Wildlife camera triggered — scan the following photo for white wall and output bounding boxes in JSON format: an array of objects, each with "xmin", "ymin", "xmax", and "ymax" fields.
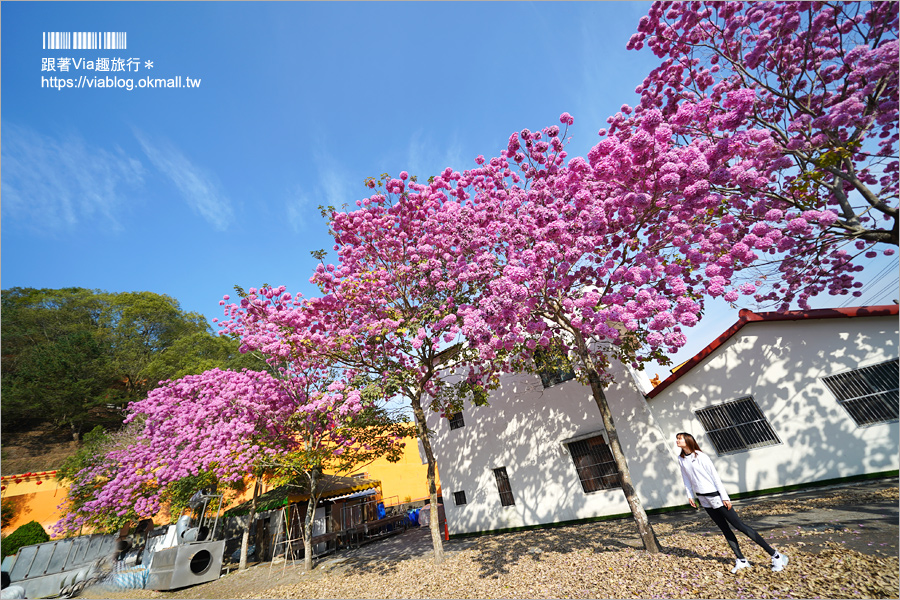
[
  {"xmin": 427, "ymin": 359, "xmax": 682, "ymax": 536},
  {"xmin": 648, "ymin": 315, "xmax": 899, "ymax": 496}
]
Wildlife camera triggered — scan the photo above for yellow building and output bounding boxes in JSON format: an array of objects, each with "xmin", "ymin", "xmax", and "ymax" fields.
[
  {"xmin": 1, "ymin": 433, "xmax": 438, "ymax": 537},
  {"xmin": 343, "ymin": 439, "xmax": 440, "ymax": 506},
  {"xmin": 230, "ymin": 435, "xmax": 440, "ymax": 508},
  {"xmin": 1, "ymin": 471, "xmax": 68, "ymax": 536}
]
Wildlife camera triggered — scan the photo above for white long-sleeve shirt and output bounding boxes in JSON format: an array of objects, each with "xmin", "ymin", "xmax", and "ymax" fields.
[{"xmin": 678, "ymin": 451, "xmax": 730, "ymax": 509}]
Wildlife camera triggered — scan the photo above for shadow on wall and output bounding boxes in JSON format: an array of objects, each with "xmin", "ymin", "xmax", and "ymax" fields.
[
  {"xmin": 430, "ymin": 315, "xmax": 898, "ymax": 542},
  {"xmin": 647, "ymin": 316, "xmax": 899, "ymax": 499},
  {"xmin": 432, "ymin": 359, "xmax": 683, "ymax": 539},
  {"xmin": 1, "ymin": 495, "xmax": 34, "ymax": 535}
]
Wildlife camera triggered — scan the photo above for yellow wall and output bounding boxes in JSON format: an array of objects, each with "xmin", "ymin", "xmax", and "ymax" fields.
[
  {"xmin": 1, "ymin": 471, "xmax": 68, "ymax": 537},
  {"xmin": 343, "ymin": 440, "xmax": 439, "ymax": 505},
  {"xmin": 230, "ymin": 439, "xmax": 440, "ymax": 508},
  {"xmin": 0, "ymin": 436, "xmax": 439, "ymax": 536}
]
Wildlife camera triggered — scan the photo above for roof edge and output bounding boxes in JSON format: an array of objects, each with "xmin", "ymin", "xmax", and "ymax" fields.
[{"xmin": 646, "ymin": 304, "xmax": 899, "ymax": 399}]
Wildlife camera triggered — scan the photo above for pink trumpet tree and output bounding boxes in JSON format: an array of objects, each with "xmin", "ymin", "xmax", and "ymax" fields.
[
  {"xmin": 270, "ymin": 105, "xmax": 783, "ymax": 553},
  {"xmin": 217, "ymin": 287, "xmax": 411, "ymax": 571},
  {"xmin": 216, "ymin": 189, "xmax": 497, "ymax": 564},
  {"xmin": 417, "ymin": 111, "xmax": 766, "ymax": 552},
  {"xmin": 54, "ymin": 368, "xmax": 298, "ymax": 541},
  {"xmin": 625, "ymin": 1, "xmax": 898, "ymax": 310},
  {"xmin": 309, "ymin": 185, "xmax": 504, "ymax": 565}
]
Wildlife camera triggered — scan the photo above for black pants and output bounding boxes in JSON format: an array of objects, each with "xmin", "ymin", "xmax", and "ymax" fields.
[{"xmin": 704, "ymin": 505, "xmax": 775, "ymax": 559}]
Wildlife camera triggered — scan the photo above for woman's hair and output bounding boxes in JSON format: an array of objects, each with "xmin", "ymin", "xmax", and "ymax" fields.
[{"xmin": 676, "ymin": 432, "xmax": 702, "ymax": 457}]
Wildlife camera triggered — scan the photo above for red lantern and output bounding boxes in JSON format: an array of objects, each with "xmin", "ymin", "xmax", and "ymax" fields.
[{"xmin": 36, "ymin": 481, "xmax": 43, "ymax": 486}]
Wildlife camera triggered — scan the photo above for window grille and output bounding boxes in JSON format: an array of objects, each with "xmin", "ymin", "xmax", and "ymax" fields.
[
  {"xmin": 453, "ymin": 491, "xmax": 467, "ymax": 506},
  {"xmin": 567, "ymin": 435, "xmax": 621, "ymax": 492},
  {"xmin": 822, "ymin": 358, "xmax": 899, "ymax": 427},
  {"xmin": 534, "ymin": 348, "xmax": 576, "ymax": 388},
  {"xmin": 492, "ymin": 467, "xmax": 515, "ymax": 506},
  {"xmin": 695, "ymin": 396, "xmax": 780, "ymax": 455},
  {"xmin": 448, "ymin": 411, "xmax": 465, "ymax": 430}
]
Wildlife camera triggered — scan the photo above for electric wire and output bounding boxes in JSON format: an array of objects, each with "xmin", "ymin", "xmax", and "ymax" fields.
[{"xmin": 839, "ymin": 256, "xmax": 900, "ymax": 307}]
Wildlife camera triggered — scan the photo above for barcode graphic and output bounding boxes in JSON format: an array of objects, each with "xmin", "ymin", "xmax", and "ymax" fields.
[{"xmin": 43, "ymin": 32, "xmax": 127, "ymax": 50}]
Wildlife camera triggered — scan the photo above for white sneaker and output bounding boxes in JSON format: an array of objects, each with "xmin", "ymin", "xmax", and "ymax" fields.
[
  {"xmin": 731, "ymin": 558, "xmax": 750, "ymax": 574},
  {"xmin": 771, "ymin": 552, "xmax": 789, "ymax": 572}
]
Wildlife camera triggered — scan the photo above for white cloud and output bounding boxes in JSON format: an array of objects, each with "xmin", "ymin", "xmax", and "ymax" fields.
[
  {"xmin": 1, "ymin": 121, "xmax": 145, "ymax": 233},
  {"xmin": 285, "ymin": 153, "xmax": 355, "ymax": 233},
  {"xmin": 286, "ymin": 184, "xmax": 311, "ymax": 233},
  {"xmin": 134, "ymin": 130, "xmax": 233, "ymax": 231},
  {"xmin": 318, "ymin": 163, "xmax": 353, "ymax": 212},
  {"xmin": 405, "ymin": 130, "xmax": 468, "ymax": 182}
]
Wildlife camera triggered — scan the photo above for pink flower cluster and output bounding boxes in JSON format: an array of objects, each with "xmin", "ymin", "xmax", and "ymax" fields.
[
  {"xmin": 55, "ymin": 369, "xmax": 298, "ymax": 534},
  {"xmin": 624, "ymin": 1, "xmax": 897, "ymax": 308},
  {"xmin": 55, "ymin": 354, "xmax": 370, "ymax": 534}
]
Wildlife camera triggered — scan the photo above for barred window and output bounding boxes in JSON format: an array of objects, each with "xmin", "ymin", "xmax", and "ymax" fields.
[
  {"xmin": 695, "ymin": 396, "xmax": 780, "ymax": 455},
  {"xmin": 448, "ymin": 411, "xmax": 465, "ymax": 430},
  {"xmin": 492, "ymin": 467, "xmax": 515, "ymax": 506},
  {"xmin": 534, "ymin": 348, "xmax": 575, "ymax": 388},
  {"xmin": 453, "ymin": 491, "xmax": 467, "ymax": 506},
  {"xmin": 567, "ymin": 435, "xmax": 621, "ymax": 493},
  {"xmin": 822, "ymin": 359, "xmax": 899, "ymax": 427}
]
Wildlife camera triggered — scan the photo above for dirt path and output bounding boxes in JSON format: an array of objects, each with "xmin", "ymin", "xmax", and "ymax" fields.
[{"xmin": 79, "ymin": 479, "xmax": 898, "ymax": 599}]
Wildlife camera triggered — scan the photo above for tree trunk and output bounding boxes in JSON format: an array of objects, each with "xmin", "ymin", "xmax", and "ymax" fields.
[
  {"xmin": 239, "ymin": 479, "xmax": 261, "ymax": 570},
  {"xmin": 586, "ymin": 372, "xmax": 661, "ymax": 553},
  {"xmin": 303, "ymin": 471, "xmax": 319, "ymax": 572},
  {"xmin": 411, "ymin": 394, "xmax": 445, "ymax": 565},
  {"xmin": 575, "ymin": 338, "xmax": 661, "ymax": 554}
]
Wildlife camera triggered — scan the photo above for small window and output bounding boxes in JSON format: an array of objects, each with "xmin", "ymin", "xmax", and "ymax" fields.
[
  {"xmin": 453, "ymin": 491, "xmax": 467, "ymax": 506},
  {"xmin": 492, "ymin": 467, "xmax": 515, "ymax": 506},
  {"xmin": 448, "ymin": 411, "xmax": 465, "ymax": 430},
  {"xmin": 822, "ymin": 358, "xmax": 899, "ymax": 427},
  {"xmin": 534, "ymin": 348, "xmax": 575, "ymax": 388},
  {"xmin": 695, "ymin": 396, "xmax": 780, "ymax": 455},
  {"xmin": 567, "ymin": 435, "xmax": 621, "ymax": 493}
]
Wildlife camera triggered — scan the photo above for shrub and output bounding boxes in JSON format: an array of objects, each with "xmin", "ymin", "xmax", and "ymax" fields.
[{"xmin": 1, "ymin": 520, "xmax": 50, "ymax": 558}]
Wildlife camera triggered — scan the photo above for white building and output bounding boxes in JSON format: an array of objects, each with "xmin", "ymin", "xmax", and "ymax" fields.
[
  {"xmin": 427, "ymin": 305, "xmax": 899, "ymax": 537},
  {"xmin": 646, "ymin": 305, "xmax": 899, "ymax": 497}
]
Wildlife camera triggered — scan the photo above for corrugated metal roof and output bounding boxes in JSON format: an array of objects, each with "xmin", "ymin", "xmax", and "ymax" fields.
[
  {"xmin": 327, "ymin": 487, "xmax": 379, "ymax": 501},
  {"xmin": 223, "ymin": 475, "xmax": 381, "ymax": 517}
]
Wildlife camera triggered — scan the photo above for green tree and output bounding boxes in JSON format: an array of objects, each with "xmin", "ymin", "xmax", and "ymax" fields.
[
  {"xmin": 142, "ymin": 331, "xmax": 268, "ymax": 385},
  {"xmin": 4, "ymin": 330, "xmax": 116, "ymax": 441},
  {"xmin": 56, "ymin": 425, "xmax": 112, "ymax": 484},
  {"xmin": 2, "ymin": 287, "xmax": 252, "ymax": 438},
  {"xmin": 100, "ymin": 291, "xmax": 210, "ymax": 399}
]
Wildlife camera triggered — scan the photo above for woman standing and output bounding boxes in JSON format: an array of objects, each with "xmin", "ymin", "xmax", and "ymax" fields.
[{"xmin": 676, "ymin": 432, "xmax": 789, "ymax": 573}]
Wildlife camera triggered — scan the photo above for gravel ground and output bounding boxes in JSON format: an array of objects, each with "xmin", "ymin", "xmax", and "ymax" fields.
[{"xmin": 80, "ymin": 485, "xmax": 899, "ymax": 599}]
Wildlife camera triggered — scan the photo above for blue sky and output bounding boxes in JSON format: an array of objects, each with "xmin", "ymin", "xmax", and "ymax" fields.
[{"xmin": 3, "ymin": 2, "xmax": 897, "ymax": 381}]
